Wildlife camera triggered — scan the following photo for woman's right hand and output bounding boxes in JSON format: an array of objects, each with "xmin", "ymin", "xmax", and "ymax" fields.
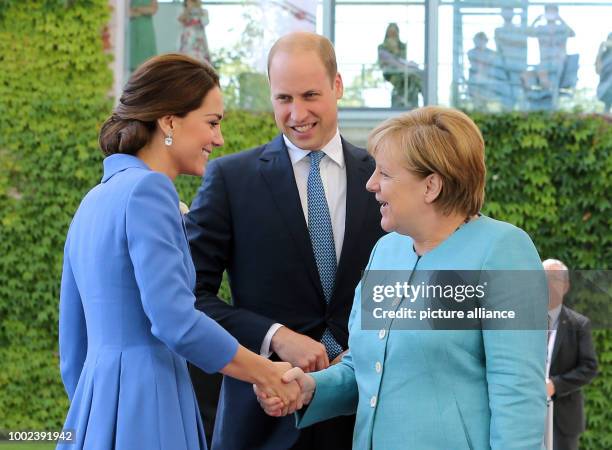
[
  {"xmin": 254, "ymin": 361, "xmax": 303, "ymax": 415},
  {"xmin": 220, "ymin": 345, "xmax": 301, "ymax": 414},
  {"xmin": 255, "ymin": 367, "xmax": 316, "ymax": 417}
]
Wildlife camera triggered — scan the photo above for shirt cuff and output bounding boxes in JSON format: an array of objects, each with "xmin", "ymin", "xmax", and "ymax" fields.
[{"xmin": 260, "ymin": 323, "xmax": 284, "ymax": 357}]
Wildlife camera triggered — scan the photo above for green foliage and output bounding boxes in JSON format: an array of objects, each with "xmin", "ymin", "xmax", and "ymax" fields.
[
  {"xmin": 0, "ymin": 444, "xmax": 55, "ymax": 450},
  {"xmin": 0, "ymin": 0, "xmax": 112, "ymax": 431},
  {"xmin": 474, "ymin": 112, "xmax": 611, "ymax": 269},
  {"xmin": 473, "ymin": 112, "xmax": 612, "ymax": 449},
  {"xmin": 0, "ymin": 3, "xmax": 610, "ymax": 446},
  {"xmin": 582, "ymin": 330, "xmax": 612, "ymax": 449}
]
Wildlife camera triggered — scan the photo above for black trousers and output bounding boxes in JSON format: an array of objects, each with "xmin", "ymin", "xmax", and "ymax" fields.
[
  {"xmin": 553, "ymin": 424, "xmax": 580, "ymax": 450},
  {"xmin": 189, "ymin": 365, "xmax": 223, "ymax": 448},
  {"xmin": 290, "ymin": 414, "xmax": 354, "ymax": 450}
]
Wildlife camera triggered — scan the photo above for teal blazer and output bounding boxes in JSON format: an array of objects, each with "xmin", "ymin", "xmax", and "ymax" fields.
[{"xmin": 297, "ymin": 216, "xmax": 547, "ymax": 450}]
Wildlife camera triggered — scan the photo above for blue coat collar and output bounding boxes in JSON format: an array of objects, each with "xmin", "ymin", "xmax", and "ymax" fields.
[{"xmin": 101, "ymin": 154, "xmax": 150, "ymax": 182}]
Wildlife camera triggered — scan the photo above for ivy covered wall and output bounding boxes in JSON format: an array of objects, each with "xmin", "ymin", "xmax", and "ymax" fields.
[
  {"xmin": 471, "ymin": 112, "xmax": 611, "ymax": 449},
  {"xmin": 0, "ymin": 1, "xmax": 610, "ymax": 448},
  {"xmin": 0, "ymin": 0, "xmax": 113, "ymax": 430}
]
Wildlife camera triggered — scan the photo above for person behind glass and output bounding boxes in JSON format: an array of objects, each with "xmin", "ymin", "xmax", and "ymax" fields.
[
  {"xmin": 57, "ymin": 54, "xmax": 300, "ymax": 450},
  {"xmin": 527, "ymin": 4, "xmax": 575, "ymax": 91},
  {"xmin": 494, "ymin": 7, "xmax": 528, "ymax": 108},
  {"xmin": 543, "ymin": 259, "xmax": 598, "ymax": 450},
  {"xmin": 467, "ymin": 32, "xmax": 504, "ymax": 109},
  {"xmin": 179, "ymin": 0, "xmax": 211, "ymax": 64},
  {"xmin": 129, "ymin": 0, "xmax": 158, "ymax": 71},
  {"xmin": 595, "ymin": 32, "xmax": 612, "ymax": 113},
  {"xmin": 258, "ymin": 106, "xmax": 549, "ymax": 449},
  {"xmin": 377, "ymin": 22, "xmax": 422, "ymax": 109}
]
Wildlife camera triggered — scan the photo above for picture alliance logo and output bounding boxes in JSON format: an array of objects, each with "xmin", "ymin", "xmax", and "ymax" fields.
[{"xmin": 371, "ymin": 306, "xmax": 516, "ymax": 320}]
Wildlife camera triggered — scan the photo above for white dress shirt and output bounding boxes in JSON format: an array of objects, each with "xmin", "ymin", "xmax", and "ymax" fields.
[
  {"xmin": 260, "ymin": 131, "xmax": 347, "ymax": 356},
  {"xmin": 546, "ymin": 304, "xmax": 562, "ymax": 378}
]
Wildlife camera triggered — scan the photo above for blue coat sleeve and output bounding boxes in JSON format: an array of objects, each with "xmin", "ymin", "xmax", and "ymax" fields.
[
  {"xmin": 125, "ymin": 171, "xmax": 239, "ymax": 373},
  {"xmin": 480, "ymin": 226, "xmax": 548, "ymax": 450},
  {"xmin": 59, "ymin": 233, "xmax": 87, "ymax": 401}
]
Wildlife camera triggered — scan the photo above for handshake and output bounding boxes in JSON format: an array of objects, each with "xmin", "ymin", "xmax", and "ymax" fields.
[
  {"xmin": 250, "ymin": 327, "xmax": 348, "ymax": 417},
  {"xmin": 253, "ymin": 363, "xmax": 316, "ymax": 417}
]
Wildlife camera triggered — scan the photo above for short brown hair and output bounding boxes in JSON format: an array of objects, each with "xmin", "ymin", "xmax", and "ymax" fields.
[
  {"xmin": 267, "ymin": 32, "xmax": 337, "ymax": 84},
  {"xmin": 99, "ymin": 53, "xmax": 220, "ymax": 156},
  {"xmin": 368, "ymin": 106, "xmax": 486, "ymax": 216}
]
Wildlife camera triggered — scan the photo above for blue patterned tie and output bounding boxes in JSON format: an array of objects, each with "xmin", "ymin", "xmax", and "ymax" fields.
[{"xmin": 307, "ymin": 151, "xmax": 343, "ymax": 360}]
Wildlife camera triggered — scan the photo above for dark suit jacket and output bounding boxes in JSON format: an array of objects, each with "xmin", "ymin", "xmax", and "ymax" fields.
[
  {"xmin": 185, "ymin": 134, "xmax": 385, "ymax": 450},
  {"xmin": 550, "ymin": 305, "xmax": 598, "ymax": 436}
]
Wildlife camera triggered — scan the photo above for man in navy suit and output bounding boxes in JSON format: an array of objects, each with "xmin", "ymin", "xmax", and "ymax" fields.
[{"xmin": 185, "ymin": 32, "xmax": 385, "ymax": 449}]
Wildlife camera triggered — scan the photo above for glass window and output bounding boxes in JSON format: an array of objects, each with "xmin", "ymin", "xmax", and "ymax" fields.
[
  {"xmin": 121, "ymin": 1, "xmax": 612, "ymax": 113},
  {"xmin": 127, "ymin": 0, "xmax": 319, "ymax": 111},
  {"xmin": 438, "ymin": 0, "xmax": 612, "ymax": 112},
  {"xmin": 334, "ymin": 0, "xmax": 426, "ymax": 109}
]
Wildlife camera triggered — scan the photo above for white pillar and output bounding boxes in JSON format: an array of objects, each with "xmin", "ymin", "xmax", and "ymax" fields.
[
  {"xmin": 425, "ymin": 0, "xmax": 439, "ymax": 105},
  {"xmin": 110, "ymin": 0, "xmax": 127, "ymax": 104}
]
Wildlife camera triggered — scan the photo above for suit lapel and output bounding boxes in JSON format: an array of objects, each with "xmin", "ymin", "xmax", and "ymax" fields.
[
  {"xmin": 551, "ymin": 306, "xmax": 569, "ymax": 363},
  {"xmin": 258, "ymin": 135, "xmax": 323, "ymax": 298},
  {"xmin": 335, "ymin": 139, "xmax": 374, "ymax": 298}
]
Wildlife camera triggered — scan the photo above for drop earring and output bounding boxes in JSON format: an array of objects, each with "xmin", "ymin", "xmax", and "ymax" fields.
[{"xmin": 164, "ymin": 131, "xmax": 173, "ymax": 147}]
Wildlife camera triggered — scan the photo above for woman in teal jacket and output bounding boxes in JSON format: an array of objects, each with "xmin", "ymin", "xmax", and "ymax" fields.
[
  {"xmin": 57, "ymin": 54, "xmax": 300, "ymax": 450},
  {"xmin": 258, "ymin": 106, "xmax": 548, "ymax": 449}
]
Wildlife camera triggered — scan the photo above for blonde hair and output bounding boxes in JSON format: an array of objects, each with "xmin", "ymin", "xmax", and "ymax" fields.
[
  {"xmin": 267, "ymin": 32, "xmax": 337, "ymax": 84},
  {"xmin": 368, "ymin": 106, "xmax": 486, "ymax": 216}
]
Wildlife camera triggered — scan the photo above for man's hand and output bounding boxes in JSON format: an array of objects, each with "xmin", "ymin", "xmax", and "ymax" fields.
[
  {"xmin": 255, "ymin": 367, "xmax": 316, "ymax": 417},
  {"xmin": 546, "ymin": 380, "xmax": 555, "ymax": 398},
  {"xmin": 331, "ymin": 349, "xmax": 348, "ymax": 365},
  {"xmin": 271, "ymin": 327, "xmax": 329, "ymax": 372}
]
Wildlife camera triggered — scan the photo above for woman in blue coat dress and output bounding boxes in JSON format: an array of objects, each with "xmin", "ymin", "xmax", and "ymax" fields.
[
  {"xmin": 258, "ymin": 107, "xmax": 549, "ymax": 449},
  {"xmin": 57, "ymin": 54, "xmax": 301, "ymax": 450}
]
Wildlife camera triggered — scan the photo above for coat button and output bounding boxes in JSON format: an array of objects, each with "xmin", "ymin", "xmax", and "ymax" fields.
[
  {"xmin": 375, "ymin": 361, "xmax": 382, "ymax": 373},
  {"xmin": 370, "ymin": 395, "xmax": 377, "ymax": 407},
  {"xmin": 378, "ymin": 329, "xmax": 386, "ymax": 339}
]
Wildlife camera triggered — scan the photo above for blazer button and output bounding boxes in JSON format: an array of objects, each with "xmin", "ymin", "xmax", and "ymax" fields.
[
  {"xmin": 375, "ymin": 361, "xmax": 382, "ymax": 373},
  {"xmin": 370, "ymin": 395, "xmax": 377, "ymax": 408},
  {"xmin": 378, "ymin": 329, "xmax": 386, "ymax": 339}
]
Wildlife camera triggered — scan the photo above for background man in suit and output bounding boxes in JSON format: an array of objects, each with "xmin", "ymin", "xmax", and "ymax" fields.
[
  {"xmin": 543, "ymin": 259, "xmax": 598, "ymax": 450},
  {"xmin": 185, "ymin": 32, "xmax": 385, "ymax": 450}
]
